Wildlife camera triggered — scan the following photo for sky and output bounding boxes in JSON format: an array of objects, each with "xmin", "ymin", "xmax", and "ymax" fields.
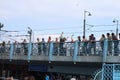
[{"xmin": 0, "ymin": 0, "xmax": 120, "ymax": 42}]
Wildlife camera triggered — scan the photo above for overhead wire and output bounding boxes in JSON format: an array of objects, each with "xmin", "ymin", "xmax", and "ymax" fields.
[
  {"xmin": 0, "ymin": 24, "xmax": 119, "ymax": 42},
  {"xmin": 9, "ymin": 24, "xmax": 117, "ymax": 33}
]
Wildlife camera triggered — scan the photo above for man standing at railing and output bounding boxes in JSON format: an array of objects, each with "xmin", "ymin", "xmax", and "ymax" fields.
[
  {"xmin": 99, "ymin": 34, "xmax": 106, "ymax": 53},
  {"xmin": 82, "ymin": 36, "xmax": 88, "ymax": 54},
  {"xmin": 37, "ymin": 38, "xmax": 42, "ymax": 55},
  {"xmin": 22, "ymin": 39, "xmax": 28, "ymax": 55},
  {"xmin": 59, "ymin": 32, "xmax": 64, "ymax": 54},
  {"xmin": 47, "ymin": 36, "xmax": 51, "ymax": 55},
  {"xmin": 106, "ymin": 33, "xmax": 112, "ymax": 54},
  {"xmin": 1, "ymin": 41, "xmax": 6, "ymax": 53},
  {"xmin": 77, "ymin": 36, "xmax": 81, "ymax": 55},
  {"xmin": 41, "ymin": 38, "xmax": 46, "ymax": 55},
  {"xmin": 111, "ymin": 33, "xmax": 119, "ymax": 54},
  {"xmin": 54, "ymin": 38, "xmax": 59, "ymax": 55},
  {"xmin": 88, "ymin": 34, "xmax": 96, "ymax": 54}
]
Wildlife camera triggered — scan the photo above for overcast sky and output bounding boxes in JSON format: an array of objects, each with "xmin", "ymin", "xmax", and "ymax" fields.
[{"xmin": 0, "ymin": 0, "xmax": 120, "ymax": 42}]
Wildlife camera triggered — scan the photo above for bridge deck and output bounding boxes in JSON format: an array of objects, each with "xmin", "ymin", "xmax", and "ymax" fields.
[{"xmin": 0, "ymin": 40, "xmax": 120, "ymax": 64}]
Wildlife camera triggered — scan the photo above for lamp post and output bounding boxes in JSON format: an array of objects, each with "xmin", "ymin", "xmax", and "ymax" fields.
[
  {"xmin": 113, "ymin": 19, "xmax": 119, "ymax": 37},
  {"xmin": 0, "ymin": 22, "xmax": 5, "ymax": 78},
  {"xmin": 83, "ymin": 10, "xmax": 91, "ymax": 37},
  {"xmin": 0, "ymin": 22, "xmax": 4, "ymax": 40},
  {"xmin": 28, "ymin": 27, "xmax": 32, "ymax": 43},
  {"xmin": 0, "ymin": 22, "xmax": 4, "ymax": 30}
]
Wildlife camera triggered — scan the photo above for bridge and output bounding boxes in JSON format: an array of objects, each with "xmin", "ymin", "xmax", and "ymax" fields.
[{"xmin": 0, "ymin": 39, "xmax": 120, "ymax": 80}]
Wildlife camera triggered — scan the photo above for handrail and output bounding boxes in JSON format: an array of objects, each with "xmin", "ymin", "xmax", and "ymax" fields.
[{"xmin": 0, "ymin": 40, "xmax": 119, "ymax": 62}]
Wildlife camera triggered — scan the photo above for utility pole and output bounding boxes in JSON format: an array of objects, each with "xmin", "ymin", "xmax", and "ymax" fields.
[
  {"xmin": 0, "ymin": 22, "xmax": 4, "ymax": 30},
  {"xmin": 113, "ymin": 19, "xmax": 119, "ymax": 37},
  {"xmin": 28, "ymin": 27, "xmax": 32, "ymax": 43},
  {"xmin": 83, "ymin": 10, "xmax": 91, "ymax": 37},
  {"xmin": 0, "ymin": 22, "xmax": 5, "ymax": 78}
]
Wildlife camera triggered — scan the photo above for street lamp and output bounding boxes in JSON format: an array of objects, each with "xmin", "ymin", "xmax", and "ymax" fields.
[
  {"xmin": 83, "ymin": 10, "xmax": 91, "ymax": 37},
  {"xmin": 0, "ymin": 22, "xmax": 4, "ymax": 30},
  {"xmin": 0, "ymin": 22, "xmax": 4, "ymax": 78},
  {"xmin": 0, "ymin": 22, "xmax": 4, "ymax": 40},
  {"xmin": 113, "ymin": 19, "xmax": 119, "ymax": 37},
  {"xmin": 28, "ymin": 27, "xmax": 32, "ymax": 43}
]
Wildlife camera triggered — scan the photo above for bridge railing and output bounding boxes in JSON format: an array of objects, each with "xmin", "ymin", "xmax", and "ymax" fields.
[
  {"xmin": 0, "ymin": 40, "xmax": 120, "ymax": 61},
  {"xmin": 107, "ymin": 40, "xmax": 120, "ymax": 55}
]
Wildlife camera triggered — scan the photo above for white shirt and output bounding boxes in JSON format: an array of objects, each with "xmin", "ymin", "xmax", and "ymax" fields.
[{"xmin": 70, "ymin": 78, "xmax": 76, "ymax": 80}]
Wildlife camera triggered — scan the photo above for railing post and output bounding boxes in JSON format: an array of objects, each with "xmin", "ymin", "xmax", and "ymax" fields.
[
  {"xmin": 73, "ymin": 41, "xmax": 78, "ymax": 63},
  {"xmin": 28, "ymin": 42, "xmax": 32, "ymax": 62},
  {"xmin": 49, "ymin": 42, "xmax": 53, "ymax": 63},
  {"xmin": 9, "ymin": 43, "xmax": 14, "ymax": 62},
  {"xmin": 102, "ymin": 39, "xmax": 108, "ymax": 80},
  {"xmin": 103, "ymin": 39, "xmax": 108, "ymax": 62}
]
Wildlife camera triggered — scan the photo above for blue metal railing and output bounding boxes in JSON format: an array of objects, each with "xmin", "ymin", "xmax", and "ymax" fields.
[
  {"xmin": 101, "ymin": 39, "xmax": 120, "ymax": 80},
  {"xmin": 0, "ymin": 40, "xmax": 120, "ymax": 62}
]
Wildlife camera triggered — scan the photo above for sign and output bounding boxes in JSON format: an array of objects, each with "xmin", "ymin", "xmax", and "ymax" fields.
[{"xmin": 28, "ymin": 64, "xmax": 48, "ymax": 72}]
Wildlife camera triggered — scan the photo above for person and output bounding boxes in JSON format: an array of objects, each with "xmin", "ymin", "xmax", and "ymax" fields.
[
  {"xmin": 24, "ymin": 75, "xmax": 35, "ymax": 80},
  {"xmin": 47, "ymin": 36, "xmax": 52, "ymax": 55},
  {"xmin": 70, "ymin": 77, "xmax": 76, "ymax": 80},
  {"xmin": 41, "ymin": 38, "xmax": 46, "ymax": 55},
  {"xmin": 45, "ymin": 74, "xmax": 49, "ymax": 80},
  {"xmin": 28, "ymin": 75, "xmax": 35, "ymax": 80},
  {"xmin": 99, "ymin": 34, "xmax": 106, "ymax": 52},
  {"xmin": 54, "ymin": 38, "xmax": 59, "ymax": 54},
  {"xmin": 24, "ymin": 76, "xmax": 28, "ymax": 80},
  {"xmin": 6, "ymin": 77, "xmax": 13, "ymax": 80},
  {"xmin": 77, "ymin": 36, "xmax": 81, "ymax": 54},
  {"xmin": 62, "ymin": 37, "xmax": 67, "ymax": 55},
  {"xmin": 59, "ymin": 32, "xmax": 64, "ymax": 54},
  {"xmin": 71, "ymin": 34, "xmax": 74, "ymax": 42},
  {"xmin": 82, "ymin": 36, "xmax": 88, "ymax": 54},
  {"xmin": 14, "ymin": 41, "xmax": 20, "ymax": 55},
  {"xmin": 47, "ymin": 36, "xmax": 51, "ymax": 43},
  {"xmin": 22, "ymin": 39, "xmax": 28, "ymax": 55},
  {"xmin": 1, "ymin": 41, "xmax": 6, "ymax": 53},
  {"xmin": 88, "ymin": 34, "xmax": 96, "ymax": 54},
  {"xmin": 111, "ymin": 33, "xmax": 119, "ymax": 54},
  {"xmin": 6, "ymin": 41, "xmax": 11, "ymax": 53},
  {"xmin": 106, "ymin": 33, "xmax": 112, "ymax": 54},
  {"xmin": 37, "ymin": 38, "xmax": 42, "ymax": 55}
]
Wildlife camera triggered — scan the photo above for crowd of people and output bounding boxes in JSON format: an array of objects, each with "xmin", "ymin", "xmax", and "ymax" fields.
[
  {"xmin": 0, "ymin": 32, "xmax": 120, "ymax": 55},
  {"xmin": 0, "ymin": 33, "xmax": 120, "ymax": 80},
  {"xmin": 23, "ymin": 72, "xmax": 89, "ymax": 80}
]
